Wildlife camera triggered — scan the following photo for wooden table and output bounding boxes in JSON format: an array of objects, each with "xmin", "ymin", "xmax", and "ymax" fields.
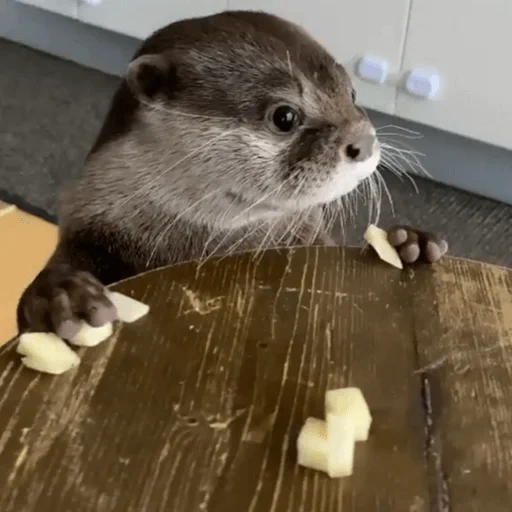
[{"xmin": 0, "ymin": 246, "xmax": 511, "ymax": 512}]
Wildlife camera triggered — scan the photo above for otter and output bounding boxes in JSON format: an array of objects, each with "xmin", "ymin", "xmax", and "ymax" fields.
[{"xmin": 16, "ymin": 10, "xmax": 447, "ymax": 340}]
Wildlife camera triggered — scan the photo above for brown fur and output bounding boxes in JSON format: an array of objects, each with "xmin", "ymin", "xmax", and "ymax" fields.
[{"xmin": 17, "ymin": 10, "xmax": 382, "ymax": 335}]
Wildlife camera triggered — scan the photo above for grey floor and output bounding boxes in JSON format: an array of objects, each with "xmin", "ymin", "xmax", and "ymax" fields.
[{"xmin": 1, "ymin": 38, "xmax": 511, "ymax": 268}]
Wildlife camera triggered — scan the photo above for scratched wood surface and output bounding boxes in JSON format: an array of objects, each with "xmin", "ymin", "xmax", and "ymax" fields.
[
  {"xmin": 410, "ymin": 258, "xmax": 512, "ymax": 511},
  {"xmin": 0, "ymin": 247, "xmax": 510, "ymax": 512}
]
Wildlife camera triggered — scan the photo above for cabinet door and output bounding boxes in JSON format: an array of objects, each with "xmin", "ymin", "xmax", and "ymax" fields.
[
  {"xmin": 77, "ymin": 0, "xmax": 228, "ymax": 40},
  {"xmin": 16, "ymin": 0, "xmax": 78, "ymax": 19},
  {"xmin": 228, "ymin": 0, "xmax": 411, "ymax": 114},
  {"xmin": 396, "ymin": 0, "xmax": 512, "ymax": 150}
]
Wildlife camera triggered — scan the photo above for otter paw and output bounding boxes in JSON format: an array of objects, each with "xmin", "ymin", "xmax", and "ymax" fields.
[
  {"xmin": 17, "ymin": 265, "xmax": 118, "ymax": 339},
  {"xmin": 387, "ymin": 225, "xmax": 448, "ymax": 264}
]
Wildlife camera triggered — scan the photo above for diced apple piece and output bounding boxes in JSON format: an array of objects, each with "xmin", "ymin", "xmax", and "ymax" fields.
[
  {"xmin": 17, "ymin": 332, "xmax": 80, "ymax": 375},
  {"xmin": 326, "ymin": 413, "xmax": 355, "ymax": 477},
  {"xmin": 297, "ymin": 417, "xmax": 329, "ymax": 473},
  {"xmin": 297, "ymin": 416, "xmax": 356, "ymax": 478},
  {"xmin": 108, "ymin": 291, "xmax": 150, "ymax": 323},
  {"xmin": 326, "ymin": 387, "xmax": 372, "ymax": 441},
  {"xmin": 69, "ymin": 321, "xmax": 113, "ymax": 347},
  {"xmin": 0, "ymin": 204, "xmax": 16, "ymax": 217},
  {"xmin": 363, "ymin": 224, "xmax": 403, "ymax": 269}
]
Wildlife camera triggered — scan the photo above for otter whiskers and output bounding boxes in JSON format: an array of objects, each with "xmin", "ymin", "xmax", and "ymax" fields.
[
  {"xmin": 117, "ymin": 128, "xmax": 237, "ymax": 218},
  {"xmin": 145, "ymin": 185, "xmax": 228, "ymax": 267},
  {"xmin": 377, "ymin": 124, "xmax": 431, "ymax": 181},
  {"xmin": 199, "ymin": 172, "xmax": 301, "ymax": 264},
  {"xmin": 376, "ymin": 124, "xmax": 424, "ymax": 140},
  {"xmin": 254, "ymin": 188, "xmax": 311, "ymax": 257},
  {"xmin": 381, "ymin": 143, "xmax": 429, "ymax": 176},
  {"xmin": 375, "ymin": 170, "xmax": 395, "ymax": 217}
]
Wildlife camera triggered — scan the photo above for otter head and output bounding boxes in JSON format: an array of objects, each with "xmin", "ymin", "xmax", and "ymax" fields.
[{"xmin": 118, "ymin": 11, "xmax": 380, "ymax": 228}]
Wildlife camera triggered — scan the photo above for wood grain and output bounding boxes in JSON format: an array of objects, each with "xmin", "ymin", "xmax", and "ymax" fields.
[
  {"xmin": 410, "ymin": 259, "xmax": 512, "ymax": 511},
  {"xmin": 0, "ymin": 247, "xmax": 510, "ymax": 511}
]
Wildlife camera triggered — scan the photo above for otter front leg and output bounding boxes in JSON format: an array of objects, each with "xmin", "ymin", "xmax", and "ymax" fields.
[
  {"xmin": 293, "ymin": 223, "xmax": 335, "ymax": 246},
  {"xmin": 300, "ymin": 208, "xmax": 336, "ymax": 246},
  {"xmin": 309, "ymin": 229, "xmax": 336, "ymax": 246},
  {"xmin": 17, "ymin": 248, "xmax": 118, "ymax": 339},
  {"xmin": 387, "ymin": 225, "xmax": 448, "ymax": 264}
]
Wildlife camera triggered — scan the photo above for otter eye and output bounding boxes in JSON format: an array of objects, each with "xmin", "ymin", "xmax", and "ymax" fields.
[
  {"xmin": 271, "ymin": 105, "xmax": 299, "ymax": 133},
  {"xmin": 351, "ymin": 89, "xmax": 357, "ymax": 103}
]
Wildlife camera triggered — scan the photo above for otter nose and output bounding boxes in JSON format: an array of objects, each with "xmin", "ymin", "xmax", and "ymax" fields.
[{"xmin": 345, "ymin": 134, "xmax": 376, "ymax": 162}]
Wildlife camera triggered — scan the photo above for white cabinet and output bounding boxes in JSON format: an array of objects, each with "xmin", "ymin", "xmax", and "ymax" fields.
[
  {"xmin": 396, "ymin": 0, "xmax": 512, "ymax": 151},
  {"xmin": 77, "ymin": 0, "xmax": 228, "ymax": 40},
  {"xmin": 16, "ymin": 0, "xmax": 78, "ymax": 19},
  {"xmin": 14, "ymin": 0, "xmax": 512, "ymax": 151},
  {"xmin": 229, "ymin": 0, "xmax": 411, "ymax": 115}
]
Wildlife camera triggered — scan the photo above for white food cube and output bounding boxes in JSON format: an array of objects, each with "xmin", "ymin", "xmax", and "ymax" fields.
[
  {"xmin": 297, "ymin": 416, "xmax": 356, "ymax": 478},
  {"xmin": 108, "ymin": 291, "xmax": 150, "ymax": 323},
  {"xmin": 297, "ymin": 417, "xmax": 329, "ymax": 473},
  {"xmin": 17, "ymin": 332, "xmax": 80, "ymax": 375},
  {"xmin": 326, "ymin": 388, "xmax": 373, "ymax": 441},
  {"xmin": 326, "ymin": 413, "xmax": 356, "ymax": 477},
  {"xmin": 69, "ymin": 321, "xmax": 113, "ymax": 347},
  {"xmin": 363, "ymin": 224, "xmax": 403, "ymax": 269}
]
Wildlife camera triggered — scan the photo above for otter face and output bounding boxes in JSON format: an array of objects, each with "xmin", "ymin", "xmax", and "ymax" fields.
[
  {"xmin": 119, "ymin": 11, "xmax": 380, "ymax": 225},
  {"xmin": 262, "ymin": 79, "xmax": 381, "ymax": 210}
]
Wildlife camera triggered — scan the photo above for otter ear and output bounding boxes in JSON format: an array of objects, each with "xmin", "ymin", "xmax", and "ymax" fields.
[{"xmin": 126, "ymin": 54, "xmax": 176, "ymax": 100}]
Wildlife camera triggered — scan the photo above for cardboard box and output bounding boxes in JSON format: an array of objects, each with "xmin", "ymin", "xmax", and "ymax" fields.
[{"xmin": 0, "ymin": 203, "xmax": 58, "ymax": 344}]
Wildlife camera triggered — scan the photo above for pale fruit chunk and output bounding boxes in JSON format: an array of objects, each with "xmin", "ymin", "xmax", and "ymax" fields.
[
  {"xmin": 17, "ymin": 332, "xmax": 80, "ymax": 375},
  {"xmin": 363, "ymin": 224, "xmax": 403, "ymax": 269},
  {"xmin": 297, "ymin": 416, "xmax": 356, "ymax": 478},
  {"xmin": 297, "ymin": 417, "xmax": 329, "ymax": 473},
  {"xmin": 326, "ymin": 413, "xmax": 356, "ymax": 477},
  {"xmin": 326, "ymin": 387, "xmax": 372, "ymax": 441},
  {"xmin": 0, "ymin": 204, "xmax": 16, "ymax": 217},
  {"xmin": 108, "ymin": 291, "xmax": 150, "ymax": 323},
  {"xmin": 69, "ymin": 321, "xmax": 113, "ymax": 347}
]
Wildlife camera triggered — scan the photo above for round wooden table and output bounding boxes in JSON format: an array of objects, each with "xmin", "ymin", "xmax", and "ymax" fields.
[{"xmin": 0, "ymin": 247, "xmax": 511, "ymax": 512}]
